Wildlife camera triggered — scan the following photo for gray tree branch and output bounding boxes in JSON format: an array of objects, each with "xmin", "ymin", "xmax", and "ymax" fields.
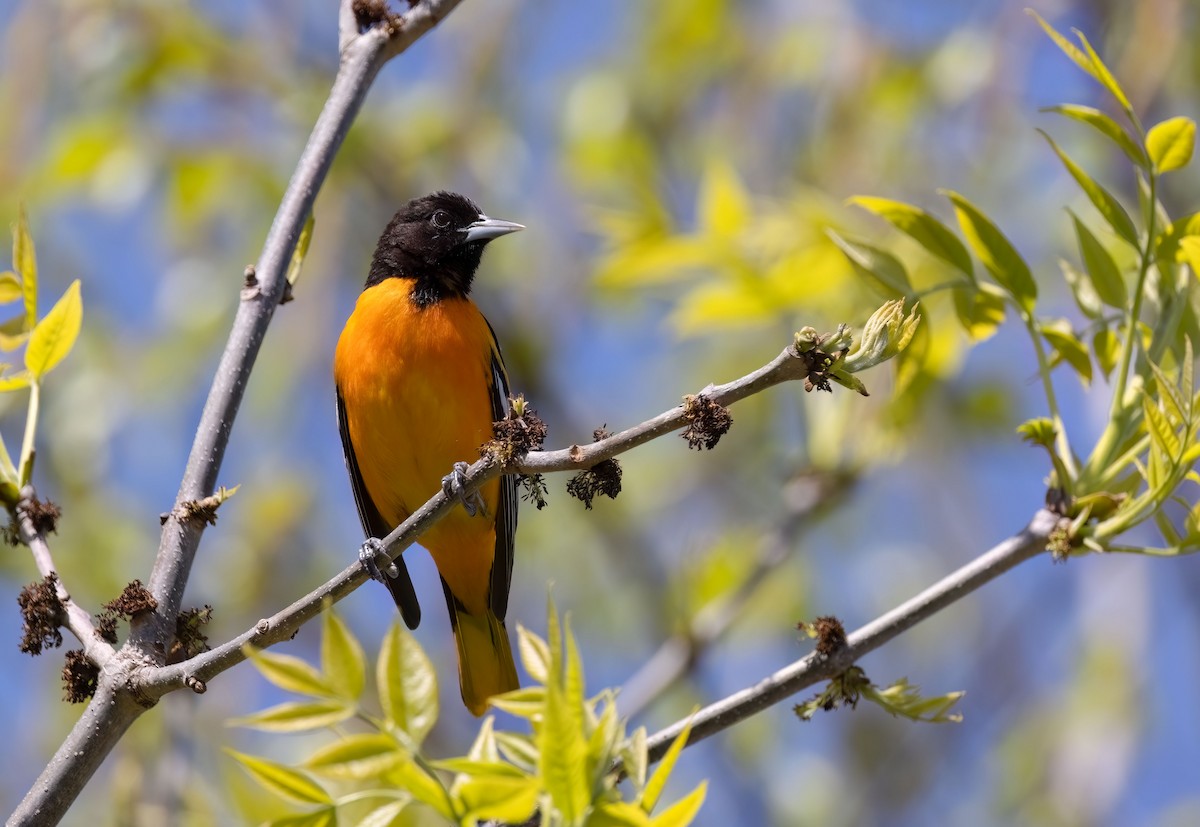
[
  {"xmin": 641, "ymin": 508, "xmax": 1061, "ymax": 764},
  {"xmin": 11, "ymin": 3, "xmax": 462, "ymax": 823}
]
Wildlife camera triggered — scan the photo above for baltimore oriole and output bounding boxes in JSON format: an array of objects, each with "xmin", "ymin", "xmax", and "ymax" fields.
[{"xmin": 334, "ymin": 191, "xmax": 523, "ymax": 715}]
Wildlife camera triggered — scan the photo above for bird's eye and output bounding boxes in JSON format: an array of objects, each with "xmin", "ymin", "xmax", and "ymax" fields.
[{"xmin": 431, "ymin": 210, "xmax": 451, "ymax": 229}]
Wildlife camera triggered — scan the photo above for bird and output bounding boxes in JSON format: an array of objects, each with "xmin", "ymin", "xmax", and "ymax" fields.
[{"xmin": 333, "ymin": 191, "xmax": 524, "ymax": 715}]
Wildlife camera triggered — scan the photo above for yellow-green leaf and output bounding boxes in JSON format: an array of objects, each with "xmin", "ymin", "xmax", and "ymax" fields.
[
  {"xmin": 25, "ymin": 280, "xmax": 82, "ymax": 380},
  {"xmin": 304, "ymin": 733, "xmax": 406, "ymax": 779},
  {"xmin": 494, "ymin": 731, "xmax": 540, "ymax": 773},
  {"xmin": 1070, "ymin": 213, "xmax": 1127, "ymax": 309},
  {"xmin": 1041, "ymin": 319, "xmax": 1093, "ymax": 386},
  {"xmin": 698, "ymin": 160, "xmax": 751, "ymax": 238},
  {"xmin": 376, "ymin": 622, "xmax": 438, "ymax": 746},
  {"xmin": 539, "ymin": 613, "xmax": 588, "ymax": 823},
  {"xmin": 848, "ymin": 196, "xmax": 973, "ymax": 277},
  {"xmin": 826, "ymin": 230, "xmax": 912, "ymax": 299},
  {"xmin": 1040, "ymin": 104, "xmax": 1148, "ymax": 168},
  {"xmin": 1059, "ymin": 259, "xmax": 1102, "ymax": 319},
  {"xmin": 266, "ymin": 808, "xmax": 337, "ymax": 827},
  {"xmin": 384, "ymin": 760, "xmax": 453, "ymax": 819},
  {"xmin": 0, "ymin": 312, "xmax": 27, "ymax": 351},
  {"xmin": 650, "ymin": 781, "xmax": 707, "ymax": 827},
  {"xmin": 1093, "ymin": 328, "xmax": 1121, "ymax": 380},
  {"xmin": 516, "ymin": 624, "xmax": 551, "ymax": 685},
  {"xmin": 1073, "ymin": 28, "xmax": 1133, "ymax": 114},
  {"xmin": 353, "ymin": 801, "xmax": 409, "ymax": 827},
  {"xmin": 1027, "ymin": 11, "xmax": 1095, "ymax": 85},
  {"xmin": 588, "ymin": 801, "xmax": 652, "ymax": 827},
  {"xmin": 943, "ymin": 191, "xmax": 1037, "ymax": 314},
  {"xmin": 1041, "ymin": 132, "xmax": 1138, "ymax": 247},
  {"xmin": 0, "ymin": 272, "xmax": 21, "ymax": 304},
  {"xmin": 0, "ymin": 370, "xmax": 31, "ymax": 392},
  {"xmin": 1147, "ymin": 117, "xmax": 1196, "ymax": 174},
  {"xmin": 12, "ymin": 208, "xmax": 36, "ymax": 330},
  {"xmin": 458, "ymin": 775, "xmax": 541, "ymax": 824},
  {"xmin": 641, "ymin": 715, "xmax": 695, "ymax": 814},
  {"xmin": 622, "ymin": 726, "xmax": 649, "ymax": 796},
  {"xmin": 287, "ymin": 213, "xmax": 315, "ymax": 287},
  {"xmin": 321, "ymin": 606, "xmax": 365, "ymax": 702},
  {"xmin": 951, "ymin": 283, "xmax": 1006, "ymax": 341},
  {"xmin": 228, "ymin": 700, "xmax": 353, "ymax": 733},
  {"xmin": 225, "ymin": 750, "xmax": 332, "ymax": 805},
  {"xmin": 243, "ymin": 644, "xmax": 334, "ymax": 698}
]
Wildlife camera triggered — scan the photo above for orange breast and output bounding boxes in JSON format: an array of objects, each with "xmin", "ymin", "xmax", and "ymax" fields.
[{"xmin": 334, "ymin": 279, "xmax": 501, "ymax": 614}]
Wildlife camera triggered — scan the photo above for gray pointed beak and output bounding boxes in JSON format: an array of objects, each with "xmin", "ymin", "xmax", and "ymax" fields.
[{"xmin": 462, "ymin": 215, "xmax": 525, "ymax": 243}]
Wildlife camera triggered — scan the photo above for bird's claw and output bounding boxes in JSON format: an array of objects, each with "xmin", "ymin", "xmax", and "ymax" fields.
[
  {"xmin": 442, "ymin": 461, "xmax": 486, "ymax": 518},
  {"xmin": 359, "ymin": 537, "xmax": 398, "ymax": 582}
]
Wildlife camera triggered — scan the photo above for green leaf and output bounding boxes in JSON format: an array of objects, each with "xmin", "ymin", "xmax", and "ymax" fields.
[
  {"xmin": 488, "ymin": 685, "xmax": 547, "ymax": 720},
  {"xmin": 466, "ymin": 715, "xmax": 501, "ymax": 764},
  {"xmin": 376, "ymin": 622, "xmax": 438, "ymax": 747},
  {"xmin": 1070, "ymin": 213, "xmax": 1127, "ymax": 308},
  {"xmin": 622, "ymin": 727, "xmax": 649, "ymax": 797},
  {"xmin": 650, "ymin": 781, "xmax": 707, "ymax": 827},
  {"xmin": 698, "ymin": 160, "xmax": 751, "ymax": 237},
  {"xmin": 243, "ymin": 644, "xmax": 334, "ymax": 698},
  {"xmin": 847, "ymin": 196, "xmax": 973, "ymax": 277},
  {"xmin": 0, "ymin": 312, "xmax": 28, "ymax": 351},
  {"xmin": 1146, "ymin": 117, "xmax": 1196, "ymax": 174},
  {"xmin": 1027, "ymin": 11, "xmax": 1097, "ymax": 85},
  {"xmin": 952, "ymin": 283, "xmax": 1006, "ymax": 341},
  {"xmin": 0, "ymin": 370, "xmax": 31, "ymax": 392},
  {"xmin": 516, "ymin": 624, "xmax": 551, "ymax": 685},
  {"xmin": 1041, "ymin": 104, "xmax": 1148, "ymax": 168},
  {"xmin": 287, "ymin": 213, "xmax": 315, "ymax": 287},
  {"xmin": 1017, "ymin": 417, "xmax": 1056, "ymax": 448},
  {"xmin": 225, "ymin": 750, "xmax": 332, "ymax": 805},
  {"xmin": 1093, "ymin": 328, "xmax": 1121, "ymax": 380},
  {"xmin": 588, "ymin": 801, "xmax": 652, "ymax": 827},
  {"xmin": 1058, "ymin": 259, "xmax": 1103, "ymax": 319},
  {"xmin": 1040, "ymin": 132, "xmax": 1138, "ymax": 247},
  {"xmin": 321, "ymin": 606, "xmax": 365, "ymax": 702},
  {"xmin": 494, "ymin": 731, "xmax": 540, "ymax": 774},
  {"xmin": 457, "ymin": 775, "xmax": 541, "ymax": 824},
  {"xmin": 384, "ymin": 760, "xmax": 453, "ymax": 820},
  {"xmin": 0, "ymin": 272, "xmax": 21, "ymax": 304},
  {"xmin": 862, "ymin": 678, "xmax": 966, "ymax": 722},
  {"xmin": 826, "ymin": 230, "xmax": 912, "ymax": 299},
  {"xmin": 25, "ymin": 280, "xmax": 82, "ymax": 380},
  {"xmin": 228, "ymin": 700, "xmax": 354, "ymax": 733},
  {"xmin": 539, "ymin": 609, "xmax": 588, "ymax": 824},
  {"xmin": 943, "ymin": 191, "xmax": 1037, "ymax": 314},
  {"xmin": 1143, "ymin": 397, "xmax": 1181, "ymax": 459},
  {"xmin": 1072, "ymin": 28, "xmax": 1134, "ymax": 114},
  {"xmin": 641, "ymin": 716, "xmax": 695, "ymax": 814},
  {"xmin": 12, "ymin": 207, "xmax": 37, "ymax": 331},
  {"xmin": 353, "ymin": 801, "xmax": 410, "ymax": 827},
  {"xmin": 304, "ymin": 734, "xmax": 405, "ymax": 780},
  {"xmin": 1041, "ymin": 319, "xmax": 1094, "ymax": 385},
  {"xmin": 266, "ymin": 808, "xmax": 337, "ymax": 827}
]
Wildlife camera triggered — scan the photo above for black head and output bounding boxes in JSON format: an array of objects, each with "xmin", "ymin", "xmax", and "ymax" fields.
[{"xmin": 366, "ymin": 191, "xmax": 524, "ymax": 306}]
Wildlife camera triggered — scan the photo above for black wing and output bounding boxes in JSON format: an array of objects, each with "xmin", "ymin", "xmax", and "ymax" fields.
[
  {"xmin": 336, "ymin": 389, "xmax": 421, "ymax": 629},
  {"xmin": 484, "ymin": 320, "xmax": 518, "ymax": 622}
]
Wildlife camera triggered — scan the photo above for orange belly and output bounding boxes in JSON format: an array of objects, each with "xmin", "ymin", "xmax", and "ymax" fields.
[{"xmin": 334, "ymin": 279, "xmax": 500, "ymax": 615}]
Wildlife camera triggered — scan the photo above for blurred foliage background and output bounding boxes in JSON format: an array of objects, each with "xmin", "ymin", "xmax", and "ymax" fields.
[{"xmin": 1, "ymin": 0, "xmax": 1199, "ymax": 824}]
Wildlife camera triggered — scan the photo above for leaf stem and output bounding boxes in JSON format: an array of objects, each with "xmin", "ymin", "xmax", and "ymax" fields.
[
  {"xmin": 1022, "ymin": 312, "xmax": 1076, "ymax": 486},
  {"xmin": 19, "ymin": 380, "xmax": 39, "ymax": 486}
]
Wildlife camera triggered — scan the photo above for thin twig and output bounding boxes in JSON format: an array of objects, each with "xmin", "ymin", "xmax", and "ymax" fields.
[
  {"xmin": 640, "ymin": 509, "xmax": 1060, "ymax": 764},
  {"xmin": 619, "ymin": 470, "xmax": 854, "ymax": 718},
  {"xmin": 16, "ymin": 492, "xmax": 114, "ymax": 668}
]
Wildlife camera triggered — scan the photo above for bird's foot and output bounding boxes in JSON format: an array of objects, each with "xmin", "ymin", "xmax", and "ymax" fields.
[
  {"xmin": 442, "ymin": 461, "xmax": 486, "ymax": 517},
  {"xmin": 359, "ymin": 537, "xmax": 399, "ymax": 582}
]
